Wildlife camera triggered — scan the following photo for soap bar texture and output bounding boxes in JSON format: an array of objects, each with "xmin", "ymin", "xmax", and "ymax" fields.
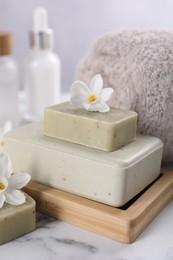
[
  {"xmin": 0, "ymin": 194, "xmax": 36, "ymax": 245},
  {"xmin": 4, "ymin": 122, "xmax": 163, "ymax": 207},
  {"xmin": 44, "ymin": 102, "xmax": 137, "ymax": 151}
]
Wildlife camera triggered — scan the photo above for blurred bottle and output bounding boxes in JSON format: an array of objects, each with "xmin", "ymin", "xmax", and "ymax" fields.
[
  {"xmin": 24, "ymin": 7, "xmax": 61, "ymax": 121},
  {"xmin": 0, "ymin": 32, "xmax": 19, "ymax": 127}
]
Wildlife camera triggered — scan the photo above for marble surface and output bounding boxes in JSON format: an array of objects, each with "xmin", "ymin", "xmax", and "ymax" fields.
[{"xmin": 1, "ymin": 199, "xmax": 173, "ymax": 260}]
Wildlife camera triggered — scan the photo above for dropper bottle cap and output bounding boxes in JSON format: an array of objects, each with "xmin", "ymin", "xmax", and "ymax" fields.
[
  {"xmin": 30, "ymin": 7, "xmax": 53, "ymax": 49},
  {"xmin": 0, "ymin": 32, "xmax": 13, "ymax": 55}
]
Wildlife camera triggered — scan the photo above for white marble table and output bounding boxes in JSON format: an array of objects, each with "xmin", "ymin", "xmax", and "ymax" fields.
[{"xmin": 1, "ymin": 199, "xmax": 173, "ymax": 260}]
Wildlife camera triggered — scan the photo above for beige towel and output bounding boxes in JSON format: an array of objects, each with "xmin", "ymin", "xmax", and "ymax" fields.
[{"xmin": 76, "ymin": 30, "xmax": 173, "ymax": 162}]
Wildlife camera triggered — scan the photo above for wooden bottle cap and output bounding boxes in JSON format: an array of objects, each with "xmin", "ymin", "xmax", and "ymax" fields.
[{"xmin": 0, "ymin": 32, "xmax": 13, "ymax": 55}]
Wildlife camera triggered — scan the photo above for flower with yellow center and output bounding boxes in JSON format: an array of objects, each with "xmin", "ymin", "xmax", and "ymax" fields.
[
  {"xmin": 70, "ymin": 74, "xmax": 114, "ymax": 113},
  {"xmin": 0, "ymin": 153, "xmax": 31, "ymax": 208}
]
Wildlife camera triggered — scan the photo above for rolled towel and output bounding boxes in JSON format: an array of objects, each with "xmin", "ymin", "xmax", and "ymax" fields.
[{"xmin": 76, "ymin": 30, "xmax": 173, "ymax": 162}]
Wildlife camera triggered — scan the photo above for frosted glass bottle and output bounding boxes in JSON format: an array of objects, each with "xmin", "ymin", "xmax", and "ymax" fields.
[
  {"xmin": 24, "ymin": 7, "xmax": 61, "ymax": 121},
  {"xmin": 25, "ymin": 48, "xmax": 60, "ymax": 121},
  {"xmin": 0, "ymin": 32, "xmax": 19, "ymax": 127}
]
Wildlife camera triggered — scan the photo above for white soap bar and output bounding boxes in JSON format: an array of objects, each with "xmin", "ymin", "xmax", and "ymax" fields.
[
  {"xmin": 5, "ymin": 122, "xmax": 163, "ymax": 207},
  {"xmin": 0, "ymin": 194, "xmax": 36, "ymax": 245},
  {"xmin": 44, "ymin": 102, "xmax": 137, "ymax": 151}
]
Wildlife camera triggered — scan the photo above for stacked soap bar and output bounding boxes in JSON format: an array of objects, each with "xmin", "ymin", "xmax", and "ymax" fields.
[
  {"xmin": 4, "ymin": 102, "xmax": 163, "ymax": 207},
  {"xmin": 0, "ymin": 194, "xmax": 36, "ymax": 245},
  {"xmin": 44, "ymin": 102, "xmax": 137, "ymax": 151}
]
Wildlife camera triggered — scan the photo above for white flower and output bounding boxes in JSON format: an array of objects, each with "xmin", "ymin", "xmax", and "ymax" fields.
[
  {"xmin": 0, "ymin": 154, "xmax": 31, "ymax": 208},
  {"xmin": 70, "ymin": 74, "xmax": 114, "ymax": 113}
]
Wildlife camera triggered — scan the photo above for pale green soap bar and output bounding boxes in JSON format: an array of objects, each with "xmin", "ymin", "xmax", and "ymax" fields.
[
  {"xmin": 44, "ymin": 102, "xmax": 138, "ymax": 151},
  {"xmin": 4, "ymin": 122, "xmax": 163, "ymax": 207},
  {"xmin": 0, "ymin": 194, "xmax": 36, "ymax": 245}
]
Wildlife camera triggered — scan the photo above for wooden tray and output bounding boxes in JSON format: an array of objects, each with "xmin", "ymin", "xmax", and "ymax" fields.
[{"xmin": 23, "ymin": 168, "xmax": 173, "ymax": 243}]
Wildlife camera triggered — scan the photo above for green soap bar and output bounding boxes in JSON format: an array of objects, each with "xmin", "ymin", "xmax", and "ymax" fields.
[
  {"xmin": 4, "ymin": 122, "xmax": 163, "ymax": 207},
  {"xmin": 0, "ymin": 194, "xmax": 36, "ymax": 245},
  {"xmin": 44, "ymin": 102, "xmax": 138, "ymax": 151}
]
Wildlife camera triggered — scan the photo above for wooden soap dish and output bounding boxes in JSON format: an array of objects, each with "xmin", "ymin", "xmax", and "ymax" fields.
[{"xmin": 23, "ymin": 168, "xmax": 173, "ymax": 243}]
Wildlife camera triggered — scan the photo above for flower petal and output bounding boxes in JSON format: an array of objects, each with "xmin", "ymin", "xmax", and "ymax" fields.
[
  {"xmin": 88, "ymin": 102, "xmax": 110, "ymax": 113},
  {"xmin": 5, "ymin": 190, "xmax": 26, "ymax": 206},
  {"xmin": 100, "ymin": 88, "xmax": 114, "ymax": 102},
  {"xmin": 8, "ymin": 172, "xmax": 31, "ymax": 190},
  {"xmin": 89, "ymin": 74, "xmax": 103, "ymax": 94},
  {"xmin": 0, "ymin": 154, "xmax": 12, "ymax": 179},
  {"xmin": 70, "ymin": 80, "xmax": 90, "ymax": 108},
  {"xmin": 83, "ymin": 102, "xmax": 91, "ymax": 111},
  {"xmin": 0, "ymin": 193, "xmax": 5, "ymax": 208}
]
